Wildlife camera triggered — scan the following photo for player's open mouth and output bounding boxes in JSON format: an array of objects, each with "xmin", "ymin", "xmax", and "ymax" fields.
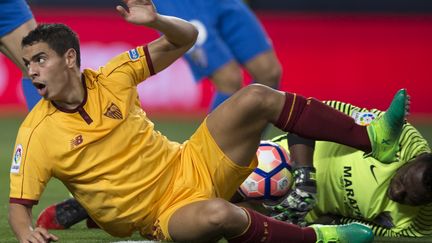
[
  {"xmin": 33, "ymin": 82, "xmax": 45, "ymax": 89},
  {"xmin": 33, "ymin": 82, "xmax": 47, "ymax": 96}
]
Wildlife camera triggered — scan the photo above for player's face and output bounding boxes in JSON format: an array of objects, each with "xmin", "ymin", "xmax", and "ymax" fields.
[
  {"xmin": 22, "ymin": 42, "xmax": 70, "ymax": 101},
  {"xmin": 388, "ymin": 160, "xmax": 432, "ymax": 206}
]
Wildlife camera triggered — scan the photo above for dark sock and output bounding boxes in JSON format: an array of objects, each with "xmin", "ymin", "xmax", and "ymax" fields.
[
  {"xmin": 56, "ymin": 198, "xmax": 89, "ymax": 228},
  {"xmin": 275, "ymin": 92, "xmax": 371, "ymax": 152},
  {"xmin": 228, "ymin": 208, "xmax": 316, "ymax": 243}
]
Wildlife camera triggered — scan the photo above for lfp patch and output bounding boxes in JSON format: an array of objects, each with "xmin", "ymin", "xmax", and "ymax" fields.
[
  {"xmin": 11, "ymin": 144, "xmax": 23, "ymax": 174},
  {"xmin": 352, "ymin": 111, "xmax": 377, "ymax": 126},
  {"xmin": 128, "ymin": 48, "xmax": 140, "ymax": 61}
]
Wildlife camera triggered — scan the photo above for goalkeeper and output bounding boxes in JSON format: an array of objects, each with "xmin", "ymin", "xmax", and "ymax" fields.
[{"xmin": 266, "ymin": 100, "xmax": 432, "ymax": 237}]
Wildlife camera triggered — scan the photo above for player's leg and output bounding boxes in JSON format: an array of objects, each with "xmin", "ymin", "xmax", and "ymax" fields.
[
  {"xmin": 208, "ymin": 60, "xmax": 243, "ymax": 111},
  {"xmin": 179, "ymin": 21, "xmax": 240, "ymax": 111},
  {"xmin": 154, "ymin": 0, "xmax": 253, "ymax": 111},
  {"xmin": 182, "ymin": 8, "xmax": 244, "ymax": 111},
  {"xmin": 207, "ymin": 84, "xmax": 408, "ymax": 167},
  {"xmin": 36, "ymin": 198, "xmax": 90, "ymax": 229},
  {"xmin": 36, "ymin": 197, "xmax": 98, "ymax": 230},
  {"xmin": 167, "ymin": 199, "xmax": 248, "ymax": 242},
  {"xmin": 167, "ymin": 198, "xmax": 373, "ymax": 242},
  {"xmin": 0, "ymin": 17, "xmax": 40, "ymax": 110},
  {"xmin": 365, "ymin": 89, "xmax": 410, "ymax": 163},
  {"xmin": 218, "ymin": 0, "xmax": 282, "ymax": 89},
  {"xmin": 244, "ymin": 50, "xmax": 282, "ymax": 88},
  {"xmin": 208, "ymin": 51, "xmax": 281, "ymax": 113}
]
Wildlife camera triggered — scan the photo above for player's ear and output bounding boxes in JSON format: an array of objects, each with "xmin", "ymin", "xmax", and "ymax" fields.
[{"xmin": 65, "ymin": 48, "xmax": 77, "ymax": 68}]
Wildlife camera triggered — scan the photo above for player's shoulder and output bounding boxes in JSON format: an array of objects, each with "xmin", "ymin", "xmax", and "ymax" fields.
[
  {"xmin": 14, "ymin": 101, "xmax": 55, "ymax": 150},
  {"xmin": 20, "ymin": 100, "xmax": 56, "ymax": 131},
  {"xmin": 398, "ymin": 122, "xmax": 431, "ymax": 159},
  {"xmin": 97, "ymin": 46, "xmax": 146, "ymax": 76}
]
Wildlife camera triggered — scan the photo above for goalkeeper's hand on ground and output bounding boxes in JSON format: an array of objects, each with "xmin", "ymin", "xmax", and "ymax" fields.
[{"xmin": 263, "ymin": 166, "xmax": 317, "ymax": 226}]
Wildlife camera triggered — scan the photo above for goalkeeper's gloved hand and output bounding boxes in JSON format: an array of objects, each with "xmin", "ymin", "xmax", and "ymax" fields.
[{"xmin": 263, "ymin": 166, "xmax": 317, "ymax": 226}]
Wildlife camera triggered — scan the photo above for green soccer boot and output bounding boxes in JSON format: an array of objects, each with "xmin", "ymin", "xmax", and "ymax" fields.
[
  {"xmin": 366, "ymin": 88, "xmax": 409, "ymax": 163},
  {"xmin": 311, "ymin": 223, "xmax": 374, "ymax": 243}
]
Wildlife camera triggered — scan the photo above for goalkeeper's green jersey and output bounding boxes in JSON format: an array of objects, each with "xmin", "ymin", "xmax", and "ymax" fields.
[{"xmin": 273, "ymin": 100, "xmax": 432, "ymax": 237}]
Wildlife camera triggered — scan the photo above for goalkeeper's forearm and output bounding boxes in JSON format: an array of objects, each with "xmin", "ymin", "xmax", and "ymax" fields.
[{"xmin": 287, "ymin": 133, "xmax": 315, "ymax": 168}]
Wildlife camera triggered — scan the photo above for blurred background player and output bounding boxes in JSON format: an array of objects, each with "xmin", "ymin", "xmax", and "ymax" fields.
[
  {"xmin": 0, "ymin": 0, "xmax": 40, "ymax": 110},
  {"xmin": 266, "ymin": 99, "xmax": 432, "ymax": 237},
  {"xmin": 152, "ymin": 0, "xmax": 282, "ymax": 111}
]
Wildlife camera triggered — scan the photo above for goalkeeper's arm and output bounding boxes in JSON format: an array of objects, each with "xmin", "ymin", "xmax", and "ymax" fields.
[{"xmin": 288, "ymin": 133, "xmax": 317, "ymax": 199}]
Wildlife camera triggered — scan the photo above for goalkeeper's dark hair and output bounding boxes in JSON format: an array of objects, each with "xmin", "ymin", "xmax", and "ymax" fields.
[
  {"xmin": 420, "ymin": 153, "xmax": 432, "ymax": 193},
  {"xmin": 22, "ymin": 23, "xmax": 81, "ymax": 68}
]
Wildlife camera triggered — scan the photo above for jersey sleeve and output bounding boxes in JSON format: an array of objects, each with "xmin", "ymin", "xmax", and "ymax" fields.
[
  {"xmin": 98, "ymin": 45, "xmax": 155, "ymax": 87},
  {"xmin": 9, "ymin": 127, "xmax": 52, "ymax": 206}
]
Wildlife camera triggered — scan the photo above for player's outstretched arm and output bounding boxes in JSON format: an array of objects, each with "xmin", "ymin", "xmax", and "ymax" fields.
[
  {"xmin": 116, "ymin": 0, "xmax": 198, "ymax": 73},
  {"xmin": 9, "ymin": 203, "xmax": 58, "ymax": 242}
]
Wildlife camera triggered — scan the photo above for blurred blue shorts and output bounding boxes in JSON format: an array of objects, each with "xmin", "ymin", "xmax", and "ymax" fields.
[
  {"xmin": 153, "ymin": 0, "xmax": 272, "ymax": 81},
  {"xmin": 0, "ymin": 0, "xmax": 34, "ymax": 37}
]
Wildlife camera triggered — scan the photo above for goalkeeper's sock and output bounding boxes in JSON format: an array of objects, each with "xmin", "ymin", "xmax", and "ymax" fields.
[
  {"xmin": 275, "ymin": 92, "xmax": 371, "ymax": 152},
  {"xmin": 209, "ymin": 91, "xmax": 232, "ymax": 112},
  {"xmin": 227, "ymin": 208, "xmax": 316, "ymax": 243}
]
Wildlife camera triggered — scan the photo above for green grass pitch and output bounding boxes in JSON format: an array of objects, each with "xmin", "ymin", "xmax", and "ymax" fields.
[{"xmin": 1, "ymin": 115, "xmax": 431, "ymax": 242}]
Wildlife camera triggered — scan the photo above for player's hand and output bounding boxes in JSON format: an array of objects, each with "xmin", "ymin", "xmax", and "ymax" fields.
[
  {"xmin": 116, "ymin": 0, "xmax": 158, "ymax": 26},
  {"xmin": 25, "ymin": 227, "xmax": 59, "ymax": 243},
  {"xmin": 263, "ymin": 167, "xmax": 317, "ymax": 226}
]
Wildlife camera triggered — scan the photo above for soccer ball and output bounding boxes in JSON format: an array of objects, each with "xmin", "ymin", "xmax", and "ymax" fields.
[{"xmin": 238, "ymin": 141, "xmax": 294, "ymax": 201}]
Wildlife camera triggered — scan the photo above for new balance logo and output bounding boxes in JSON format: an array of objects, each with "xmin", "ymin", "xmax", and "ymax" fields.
[
  {"xmin": 70, "ymin": 135, "xmax": 83, "ymax": 149},
  {"xmin": 104, "ymin": 103, "xmax": 123, "ymax": 120}
]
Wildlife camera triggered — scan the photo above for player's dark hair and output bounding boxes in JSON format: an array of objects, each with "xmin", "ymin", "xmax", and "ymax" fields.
[
  {"xmin": 22, "ymin": 23, "xmax": 81, "ymax": 68},
  {"xmin": 420, "ymin": 153, "xmax": 432, "ymax": 193}
]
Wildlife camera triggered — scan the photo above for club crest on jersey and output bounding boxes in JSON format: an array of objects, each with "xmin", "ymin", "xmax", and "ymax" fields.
[
  {"xmin": 128, "ymin": 48, "xmax": 140, "ymax": 61},
  {"xmin": 352, "ymin": 111, "xmax": 376, "ymax": 126},
  {"xmin": 10, "ymin": 144, "xmax": 23, "ymax": 174},
  {"xmin": 104, "ymin": 103, "xmax": 123, "ymax": 120}
]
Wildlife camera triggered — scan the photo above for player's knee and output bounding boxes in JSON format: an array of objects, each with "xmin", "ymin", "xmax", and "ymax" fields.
[
  {"xmin": 201, "ymin": 199, "xmax": 234, "ymax": 229},
  {"xmin": 236, "ymin": 84, "xmax": 275, "ymax": 112}
]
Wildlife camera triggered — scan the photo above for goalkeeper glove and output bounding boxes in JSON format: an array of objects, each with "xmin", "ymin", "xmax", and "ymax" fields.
[{"xmin": 263, "ymin": 166, "xmax": 317, "ymax": 226}]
